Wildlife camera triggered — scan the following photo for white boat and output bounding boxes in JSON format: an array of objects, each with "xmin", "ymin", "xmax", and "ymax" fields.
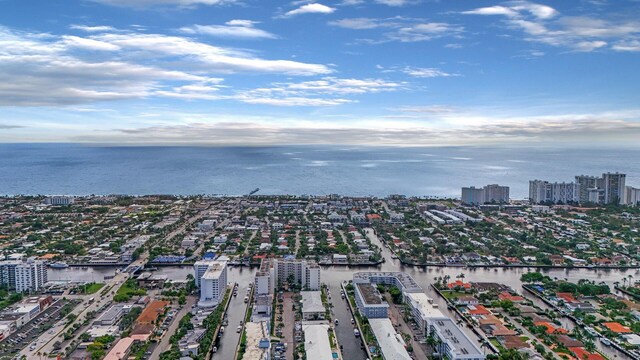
[
  {"xmin": 354, "ymin": 328, "xmax": 360, "ymax": 337},
  {"xmin": 601, "ymin": 338, "xmax": 611, "ymax": 346}
]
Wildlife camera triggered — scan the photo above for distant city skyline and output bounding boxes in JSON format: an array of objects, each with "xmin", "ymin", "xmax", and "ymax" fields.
[{"xmin": 1, "ymin": 0, "xmax": 639, "ymax": 146}]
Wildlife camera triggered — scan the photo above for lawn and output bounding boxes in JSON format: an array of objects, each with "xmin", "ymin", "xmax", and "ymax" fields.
[
  {"xmin": 78, "ymin": 282, "xmax": 104, "ymax": 294},
  {"xmin": 441, "ymin": 291, "xmax": 469, "ymax": 300},
  {"xmin": 114, "ymin": 279, "xmax": 146, "ymax": 302}
]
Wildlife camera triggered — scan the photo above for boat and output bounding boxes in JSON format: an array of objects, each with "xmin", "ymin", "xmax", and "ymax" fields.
[
  {"xmin": 353, "ymin": 328, "xmax": 360, "ymax": 337},
  {"xmin": 600, "ymin": 338, "xmax": 611, "ymax": 346},
  {"xmin": 49, "ymin": 262, "xmax": 69, "ymax": 269}
]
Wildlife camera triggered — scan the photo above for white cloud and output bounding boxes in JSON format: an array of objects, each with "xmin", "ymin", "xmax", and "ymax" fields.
[
  {"xmin": 0, "ymin": 26, "xmax": 332, "ymax": 106},
  {"xmin": 573, "ymin": 40, "xmax": 607, "ymax": 52},
  {"xmin": 234, "ymin": 77, "xmax": 404, "ymax": 106},
  {"xmin": 91, "ymin": 33, "xmax": 331, "ymax": 75},
  {"xmin": 463, "ymin": 6, "xmax": 519, "ymax": 17},
  {"xmin": 179, "ymin": 22, "xmax": 278, "ymax": 39},
  {"xmin": 62, "ymin": 36, "xmax": 121, "ymax": 51},
  {"xmin": 402, "ymin": 67, "xmax": 458, "ymax": 78},
  {"xmin": 70, "ymin": 25, "xmax": 117, "ymax": 32},
  {"xmin": 89, "ymin": 0, "xmax": 236, "ymax": 8},
  {"xmin": 612, "ymin": 39, "xmax": 640, "ymax": 52},
  {"xmin": 340, "ymin": 0, "xmax": 415, "ymax": 6},
  {"xmin": 463, "ymin": 2, "xmax": 640, "ymax": 52},
  {"xmin": 329, "ymin": 17, "xmax": 463, "ymax": 43},
  {"xmin": 328, "ymin": 18, "xmax": 386, "ymax": 29},
  {"xmin": 282, "ymin": 3, "xmax": 336, "ymax": 18},
  {"xmin": 69, "ymin": 110, "xmax": 640, "ymax": 146}
]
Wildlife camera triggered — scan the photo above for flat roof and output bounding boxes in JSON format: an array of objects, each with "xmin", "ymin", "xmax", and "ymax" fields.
[
  {"xmin": 406, "ymin": 292, "xmax": 445, "ymax": 320},
  {"xmin": 104, "ymin": 337, "xmax": 135, "ymax": 360},
  {"xmin": 368, "ymin": 318, "xmax": 412, "ymax": 360},
  {"xmin": 353, "ymin": 272, "xmax": 422, "ymax": 293},
  {"xmin": 302, "ymin": 323, "xmax": 334, "ymax": 360},
  {"xmin": 97, "ymin": 304, "xmax": 125, "ymax": 322},
  {"xmin": 202, "ymin": 261, "xmax": 226, "ymax": 279},
  {"xmin": 243, "ymin": 321, "xmax": 269, "ymax": 359},
  {"xmin": 301, "ymin": 291, "xmax": 325, "ymax": 314},
  {"xmin": 356, "ymin": 283, "xmax": 383, "ymax": 305},
  {"xmin": 432, "ymin": 318, "xmax": 484, "ymax": 357}
]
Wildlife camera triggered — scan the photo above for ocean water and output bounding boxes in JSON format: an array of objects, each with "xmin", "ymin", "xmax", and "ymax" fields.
[{"xmin": 0, "ymin": 144, "xmax": 638, "ymax": 198}]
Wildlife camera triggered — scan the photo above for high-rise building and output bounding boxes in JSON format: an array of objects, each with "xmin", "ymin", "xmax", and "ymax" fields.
[
  {"xmin": 0, "ymin": 258, "xmax": 47, "ymax": 292},
  {"xmin": 198, "ymin": 259, "xmax": 227, "ymax": 307},
  {"xmin": 484, "ymin": 184, "xmax": 509, "ymax": 203},
  {"xmin": 529, "ymin": 180, "xmax": 578, "ymax": 204},
  {"xmin": 461, "ymin": 187, "xmax": 484, "ymax": 205},
  {"xmin": 193, "ymin": 260, "xmax": 214, "ymax": 288},
  {"xmin": 575, "ymin": 175, "xmax": 602, "ymax": 203},
  {"xmin": 274, "ymin": 259, "xmax": 320, "ymax": 290},
  {"xmin": 575, "ymin": 173, "xmax": 626, "ymax": 204},
  {"xmin": 625, "ymin": 186, "xmax": 640, "ymax": 207},
  {"xmin": 603, "ymin": 172, "xmax": 626, "ymax": 204},
  {"xmin": 461, "ymin": 184, "xmax": 509, "ymax": 205}
]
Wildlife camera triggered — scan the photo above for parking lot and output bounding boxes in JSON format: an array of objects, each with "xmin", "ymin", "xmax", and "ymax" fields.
[{"xmin": 0, "ymin": 299, "xmax": 81, "ymax": 359}]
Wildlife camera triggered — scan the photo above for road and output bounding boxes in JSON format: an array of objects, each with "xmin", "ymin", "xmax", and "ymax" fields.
[
  {"xmin": 22, "ymin": 269, "xmax": 129, "ymax": 358},
  {"xmin": 329, "ymin": 282, "xmax": 369, "ymax": 360},
  {"xmin": 149, "ymin": 295, "xmax": 197, "ymax": 360},
  {"xmin": 213, "ymin": 284, "xmax": 250, "ymax": 360}
]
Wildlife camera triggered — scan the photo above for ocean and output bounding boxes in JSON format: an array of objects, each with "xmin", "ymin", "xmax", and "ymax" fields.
[{"xmin": 1, "ymin": 144, "xmax": 638, "ymax": 198}]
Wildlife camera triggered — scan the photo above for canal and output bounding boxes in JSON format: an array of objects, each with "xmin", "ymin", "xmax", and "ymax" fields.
[{"xmin": 47, "ymin": 227, "xmax": 639, "ymax": 359}]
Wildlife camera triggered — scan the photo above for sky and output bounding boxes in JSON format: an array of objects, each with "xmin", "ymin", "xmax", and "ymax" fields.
[{"xmin": 1, "ymin": 0, "xmax": 639, "ymax": 146}]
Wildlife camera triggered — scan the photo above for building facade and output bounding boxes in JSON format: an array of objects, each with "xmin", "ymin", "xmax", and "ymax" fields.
[
  {"xmin": 529, "ymin": 180, "xmax": 579, "ymax": 204},
  {"xmin": 462, "ymin": 184, "xmax": 509, "ymax": 205},
  {"xmin": 196, "ymin": 258, "xmax": 228, "ymax": 307},
  {"xmin": 0, "ymin": 259, "xmax": 47, "ymax": 292}
]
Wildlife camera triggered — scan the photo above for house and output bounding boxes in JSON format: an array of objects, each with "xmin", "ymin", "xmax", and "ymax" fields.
[
  {"xmin": 498, "ymin": 292, "xmax": 525, "ymax": 303},
  {"xmin": 447, "ymin": 280, "xmax": 472, "ymax": 290},
  {"xmin": 455, "ymin": 296, "xmax": 479, "ymax": 306},
  {"xmin": 602, "ymin": 322, "xmax": 633, "ymax": 333},
  {"xmin": 568, "ymin": 347, "xmax": 605, "ymax": 360}
]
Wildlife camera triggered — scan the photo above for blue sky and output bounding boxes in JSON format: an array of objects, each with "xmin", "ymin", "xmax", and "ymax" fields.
[{"xmin": 1, "ymin": 0, "xmax": 639, "ymax": 146}]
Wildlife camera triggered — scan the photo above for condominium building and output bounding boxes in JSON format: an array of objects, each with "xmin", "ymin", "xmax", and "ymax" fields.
[
  {"xmin": 575, "ymin": 175, "xmax": 602, "ymax": 203},
  {"xmin": 0, "ymin": 259, "xmax": 47, "ymax": 292},
  {"xmin": 529, "ymin": 180, "xmax": 579, "ymax": 204},
  {"xmin": 198, "ymin": 259, "xmax": 228, "ymax": 307},
  {"xmin": 429, "ymin": 318, "xmax": 485, "ymax": 360},
  {"xmin": 193, "ymin": 259, "xmax": 215, "ymax": 288},
  {"xmin": 255, "ymin": 259, "xmax": 274, "ymax": 295},
  {"xmin": 274, "ymin": 259, "xmax": 320, "ymax": 291},
  {"xmin": 484, "ymin": 184, "xmax": 509, "ymax": 203},
  {"xmin": 354, "ymin": 272, "xmax": 484, "ymax": 360},
  {"xmin": 461, "ymin": 184, "xmax": 509, "ymax": 205},
  {"xmin": 43, "ymin": 196, "xmax": 74, "ymax": 206},
  {"xmin": 603, "ymin": 172, "xmax": 626, "ymax": 204},
  {"xmin": 353, "ymin": 281, "xmax": 389, "ymax": 319},
  {"xmin": 461, "ymin": 187, "xmax": 485, "ymax": 206},
  {"xmin": 626, "ymin": 186, "xmax": 640, "ymax": 206}
]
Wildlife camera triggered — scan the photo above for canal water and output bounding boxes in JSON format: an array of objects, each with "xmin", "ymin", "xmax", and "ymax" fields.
[{"xmin": 48, "ymin": 230, "xmax": 639, "ymax": 360}]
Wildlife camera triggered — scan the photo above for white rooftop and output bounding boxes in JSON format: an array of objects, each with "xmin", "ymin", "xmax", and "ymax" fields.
[
  {"xmin": 406, "ymin": 292, "xmax": 445, "ymax": 319},
  {"xmin": 302, "ymin": 323, "xmax": 334, "ymax": 360},
  {"xmin": 202, "ymin": 260, "xmax": 226, "ymax": 279},
  {"xmin": 368, "ymin": 318, "xmax": 412, "ymax": 360},
  {"xmin": 301, "ymin": 291, "xmax": 325, "ymax": 314}
]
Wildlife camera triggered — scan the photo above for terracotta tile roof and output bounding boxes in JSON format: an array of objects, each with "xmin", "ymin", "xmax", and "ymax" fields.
[
  {"xmin": 602, "ymin": 322, "xmax": 633, "ymax": 333},
  {"xmin": 136, "ymin": 300, "xmax": 169, "ymax": 324},
  {"xmin": 568, "ymin": 347, "xmax": 605, "ymax": 360}
]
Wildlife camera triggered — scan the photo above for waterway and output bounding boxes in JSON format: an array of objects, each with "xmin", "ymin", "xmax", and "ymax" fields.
[{"xmin": 47, "ymin": 230, "xmax": 639, "ymax": 359}]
